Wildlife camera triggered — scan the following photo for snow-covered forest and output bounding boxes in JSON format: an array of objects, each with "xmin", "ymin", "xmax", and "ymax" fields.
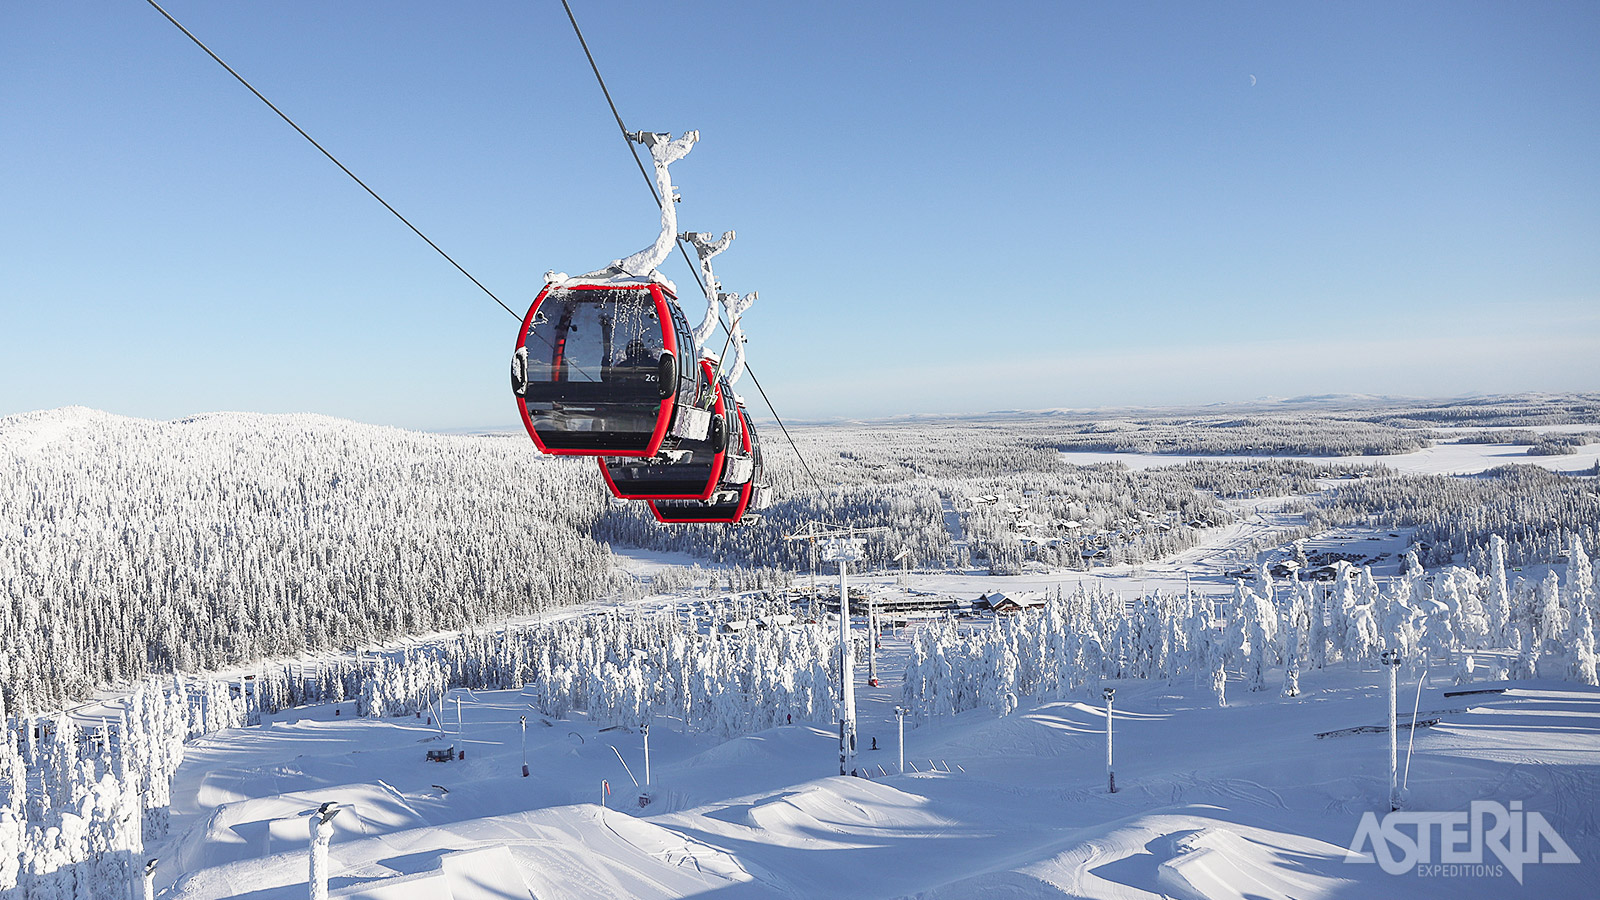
[
  {"xmin": 596, "ymin": 432, "xmax": 1366, "ymax": 574},
  {"xmin": 1047, "ymin": 416, "xmax": 1433, "ymax": 456},
  {"xmin": 810, "ymin": 393, "xmax": 1600, "ymax": 457},
  {"xmin": 904, "ymin": 538, "xmax": 1599, "ymax": 720},
  {"xmin": 0, "ymin": 676, "xmax": 242, "ymax": 899},
  {"xmin": 354, "ymin": 598, "xmax": 846, "ymax": 735},
  {"xmin": 0, "ymin": 409, "xmax": 629, "ymax": 713},
  {"xmin": 0, "ymin": 408, "xmax": 1341, "ymax": 713},
  {"xmin": 1363, "ymin": 393, "xmax": 1600, "ymax": 427},
  {"xmin": 0, "ymin": 393, "xmax": 1596, "ymax": 898},
  {"xmin": 1310, "ymin": 465, "xmax": 1600, "ymax": 569},
  {"xmin": 604, "ymin": 399, "xmax": 1599, "ymax": 575}
]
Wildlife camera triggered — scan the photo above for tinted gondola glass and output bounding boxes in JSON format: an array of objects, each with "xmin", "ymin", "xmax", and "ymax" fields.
[
  {"xmin": 599, "ymin": 361, "xmax": 728, "ymax": 500},
  {"xmin": 516, "ymin": 283, "xmax": 699, "ymax": 456}
]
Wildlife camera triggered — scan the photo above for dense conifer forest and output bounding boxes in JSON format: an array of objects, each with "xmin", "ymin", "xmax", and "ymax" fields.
[{"xmin": 0, "ymin": 409, "xmax": 628, "ymax": 713}]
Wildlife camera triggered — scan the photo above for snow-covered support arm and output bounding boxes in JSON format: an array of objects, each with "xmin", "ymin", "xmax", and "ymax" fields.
[
  {"xmin": 681, "ymin": 230, "xmax": 735, "ymax": 349},
  {"xmin": 720, "ymin": 290, "xmax": 756, "ymax": 386},
  {"xmin": 616, "ymin": 130, "xmax": 699, "ymax": 277}
]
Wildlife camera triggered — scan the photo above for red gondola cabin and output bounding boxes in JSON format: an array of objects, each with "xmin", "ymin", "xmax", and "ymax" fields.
[{"xmin": 513, "ymin": 278, "xmax": 709, "ymax": 456}]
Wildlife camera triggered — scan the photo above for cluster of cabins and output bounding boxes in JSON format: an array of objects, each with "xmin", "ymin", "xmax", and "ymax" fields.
[
  {"xmin": 788, "ymin": 586, "xmax": 1046, "ymax": 627},
  {"xmin": 699, "ymin": 583, "xmax": 1058, "ymax": 636},
  {"xmin": 1227, "ymin": 542, "xmax": 1401, "ymax": 583}
]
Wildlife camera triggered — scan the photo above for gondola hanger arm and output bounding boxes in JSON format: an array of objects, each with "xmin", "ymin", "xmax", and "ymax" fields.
[
  {"xmin": 604, "ymin": 131, "xmax": 698, "ymax": 278},
  {"xmin": 682, "ymin": 230, "xmax": 735, "ymax": 350}
]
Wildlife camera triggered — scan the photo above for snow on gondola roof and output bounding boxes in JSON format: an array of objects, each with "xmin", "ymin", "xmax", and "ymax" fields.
[{"xmin": 543, "ymin": 269, "xmax": 678, "ymax": 293}]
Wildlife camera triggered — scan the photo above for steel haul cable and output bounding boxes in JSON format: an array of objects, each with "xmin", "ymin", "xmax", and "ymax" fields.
[
  {"xmin": 143, "ymin": 0, "xmax": 520, "ymax": 322},
  {"xmin": 144, "ymin": 0, "xmax": 825, "ymax": 497}
]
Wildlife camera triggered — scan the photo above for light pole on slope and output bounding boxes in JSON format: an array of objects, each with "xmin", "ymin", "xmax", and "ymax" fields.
[{"xmin": 1104, "ymin": 687, "xmax": 1117, "ymax": 794}]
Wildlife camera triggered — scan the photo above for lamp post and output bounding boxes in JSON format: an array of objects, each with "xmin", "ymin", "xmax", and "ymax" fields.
[
  {"xmin": 833, "ymin": 540, "xmax": 859, "ymax": 776},
  {"xmin": 867, "ymin": 591, "xmax": 879, "ymax": 687},
  {"xmin": 520, "ymin": 715, "xmax": 528, "ymax": 778},
  {"xmin": 894, "ymin": 706, "xmax": 907, "ymax": 775},
  {"xmin": 1103, "ymin": 687, "xmax": 1117, "ymax": 794},
  {"xmin": 1381, "ymin": 649, "xmax": 1402, "ymax": 810},
  {"xmin": 642, "ymin": 721, "xmax": 651, "ymax": 787}
]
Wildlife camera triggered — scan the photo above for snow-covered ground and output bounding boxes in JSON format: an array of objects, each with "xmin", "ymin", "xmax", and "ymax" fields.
[
  {"xmin": 147, "ymin": 496, "xmax": 1600, "ymax": 899},
  {"xmin": 155, "ymin": 630, "xmax": 1599, "ymax": 899},
  {"xmin": 845, "ymin": 499, "xmax": 1363, "ymax": 607},
  {"xmin": 1057, "ymin": 432, "xmax": 1600, "ymax": 476},
  {"xmin": 44, "ymin": 488, "xmax": 1594, "ymax": 899}
]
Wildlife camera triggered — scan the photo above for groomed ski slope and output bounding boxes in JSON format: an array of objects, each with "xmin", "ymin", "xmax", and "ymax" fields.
[{"xmin": 157, "ymin": 630, "xmax": 1599, "ymax": 900}]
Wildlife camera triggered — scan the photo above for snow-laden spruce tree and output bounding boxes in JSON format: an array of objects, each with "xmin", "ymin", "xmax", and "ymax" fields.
[
  {"xmin": 1376, "ymin": 555, "xmax": 1424, "ymax": 665},
  {"xmin": 1281, "ymin": 585, "xmax": 1309, "ymax": 697},
  {"xmin": 1534, "ymin": 570, "xmax": 1568, "ymax": 671},
  {"xmin": 1567, "ymin": 537, "xmax": 1596, "ymax": 627},
  {"xmin": 1165, "ymin": 590, "xmax": 1192, "ymax": 683},
  {"xmin": 1509, "ymin": 577, "xmax": 1542, "ymax": 680},
  {"xmin": 1441, "ymin": 566, "xmax": 1489, "ymax": 650},
  {"xmin": 0, "ymin": 725, "xmax": 22, "ymax": 892},
  {"xmin": 1570, "ymin": 604, "xmax": 1600, "ymax": 686},
  {"xmin": 1207, "ymin": 613, "xmax": 1230, "ymax": 707},
  {"xmin": 1487, "ymin": 534, "xmax": 1513, "ymax": 646},
  {"xmin": 1235, "ymin": 580, "xmax": 1279, "ymax": 692},
  {"xmin": 1306, "ymin": 582, "xmax": 1328, "ymax": 670},
  {"xmin": 1346, "ymin": 566, "xmax": 1386, "ymax": 667},
  {"xmin": 987, "ymin": 620, "xmax": 1020, "ymax": 717},
  {"xmin": 0, "ymin": 810, "xmax": 16, "ymax": 894}
]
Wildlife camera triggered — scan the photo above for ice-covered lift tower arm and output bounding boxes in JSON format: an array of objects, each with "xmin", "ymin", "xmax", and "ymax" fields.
[
  {"xmin": 721, "ymin": 289, "xmax": 756, "ymax": 386},
  {"xmin": 613, "ymin": 130, "xmax": 699, "ymax": 277},
  {"xmin": 682, "ymin": 230, "xmax": 735, "ymax": 349}
]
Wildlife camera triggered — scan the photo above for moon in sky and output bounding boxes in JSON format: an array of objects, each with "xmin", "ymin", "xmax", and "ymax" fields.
[{"xmin": 1249, "ymin": 74, "xmax": 1257, "ymax": 86}]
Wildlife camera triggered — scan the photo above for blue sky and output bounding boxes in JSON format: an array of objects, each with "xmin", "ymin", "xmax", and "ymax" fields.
[{"xmin": 2, "ymin": 1, "xmax": 1596, "ymax": 429}]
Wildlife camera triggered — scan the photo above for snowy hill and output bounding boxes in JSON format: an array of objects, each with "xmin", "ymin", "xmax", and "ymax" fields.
[
  {"xmin": 144, "ymin": 646, "xmax": 1599, "ymax": 899},
  {"xmin": 0, "ymin": 407, "xmax": 623, "ymax": 711}
]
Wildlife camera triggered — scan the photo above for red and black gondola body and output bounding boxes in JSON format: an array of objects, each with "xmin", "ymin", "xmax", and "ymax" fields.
[
  {"xmin": 514, "ymin": 281, "xmax": 706, "ymax": 457},
  {"xmin": 597, "ymin": 360, "xmax": 729, "ymax": 500},
  {"xmin": 648, "ymin": 403, "xmax": 768, "ymax": 525}
]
